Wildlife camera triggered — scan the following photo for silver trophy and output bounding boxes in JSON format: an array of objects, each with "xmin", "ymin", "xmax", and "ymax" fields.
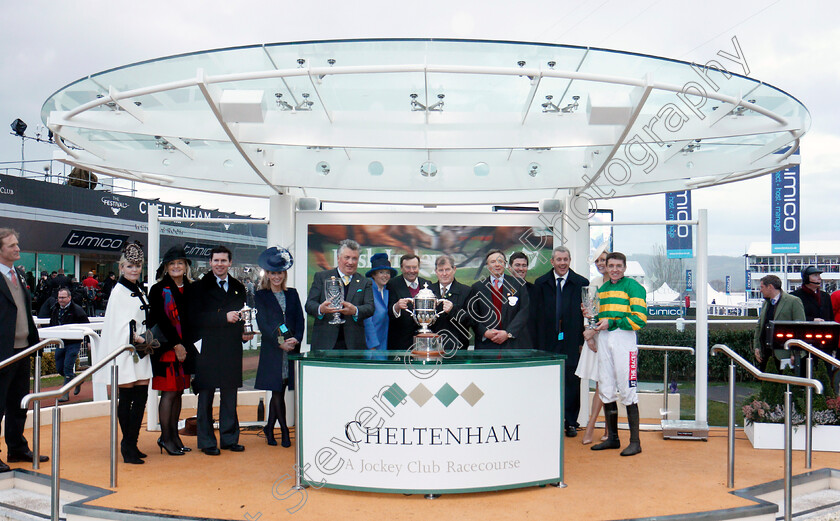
[
  {"xmin": 407, "ymin": 283, "xmax": 444, "ymax": 356},
  {"xmin": 239, "ymin": 305, "xmax": 258, "ymax": 335},
  {"xmin": 582, "ymin": 286, "xmax": 600, "ymax": 329},
  {"xmin": 407, "ymin": 283, "xmax": 443, "ymax": 334},
  {"xmin": 325, "ymin": 276, "xmax": 346, "ymax": 325}
]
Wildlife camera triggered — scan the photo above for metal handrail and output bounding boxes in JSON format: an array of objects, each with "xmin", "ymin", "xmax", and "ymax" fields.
[
  {"xmin": 22, "ymin": 343, "xmax": 134, "ymax": 521},
  {"xmin": 783, "ymin": 339, "xmax": 840, "ymax": 469},
  {"xmin": 711, "ymin": 343, "xmax": 823, "ymax": 521},
  {"xmin": 0, "ymin": 338, "xmax": 63, "ymax": 470},
  {"xmin": 638, "ymin": 345, "xmax": 695, "ymax": 419}
]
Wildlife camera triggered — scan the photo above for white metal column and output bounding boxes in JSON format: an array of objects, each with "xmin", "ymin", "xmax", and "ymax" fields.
[
  {"xmin": 146, "ymin": 205, "xmax": 160, "ymax": 430},
  {"xmin": 562, "ymin": 196, "xmax": 595, "ymax": 428},
  {"xmin": 695, "ymin": 209, "xmax": 709, "ymax": 424},
  {"xmin": 268, "ymin": 193, "xmax": 298, "ymax": 427}
]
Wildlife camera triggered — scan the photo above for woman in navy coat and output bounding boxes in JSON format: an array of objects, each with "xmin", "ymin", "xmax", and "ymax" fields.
[{"xmin": 254, "ymin": 247, "xmax": 304, "ymax": 447}]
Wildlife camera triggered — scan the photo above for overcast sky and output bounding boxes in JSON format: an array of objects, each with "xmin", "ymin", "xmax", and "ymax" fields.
[{"xmin": 1, "ymin": 0, "xmax": 837, "ymax": 257}]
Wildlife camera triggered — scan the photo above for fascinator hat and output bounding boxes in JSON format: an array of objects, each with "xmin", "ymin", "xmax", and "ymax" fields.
[{"xmin": 258, "ymin": 246, "xmax": 294, "ymax": 272}]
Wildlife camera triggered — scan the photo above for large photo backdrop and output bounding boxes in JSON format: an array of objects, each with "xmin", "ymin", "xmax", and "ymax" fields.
[{"xmin": 294, "ymin": 212, "xmax": 557, "ymax": 349}]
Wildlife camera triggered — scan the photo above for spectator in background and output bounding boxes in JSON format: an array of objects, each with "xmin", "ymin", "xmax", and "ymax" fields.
[
  {"xmin": 754, "ymin": 274, "xmax": 806, "ymax": 372},
  {"xmin": 792, "ymin": 266, "xmax": 833, "ymax": 322},
  {"xmin": 102, "ymin": 272, "xmax": 117, "ymax": 302},
  {"xmin": 832, "ymin": 288, "xmax": 840, "ymax": 324},
  {"xmin": 34, "ymin": 272, "xmax": 50, "ymax": 311},
  {"xmin": 49, "ymin": 287, "xmax": 89, "ymax": 402},
  {"xmin": 50, "ymin": 269, "xmax": 68, "ymax": 298}
]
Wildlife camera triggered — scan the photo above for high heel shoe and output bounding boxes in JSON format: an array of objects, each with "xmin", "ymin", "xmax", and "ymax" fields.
[
  {"xmin": 280, "ymin": 426, "xmax": 291, "ymax": 448},
  {"xmin": 157, "ymin": 437, "xmax": 184, "ymax": 456},
  {"xmin": 264, "ymin": 425, "xmax": 277, "ymax": 446}
]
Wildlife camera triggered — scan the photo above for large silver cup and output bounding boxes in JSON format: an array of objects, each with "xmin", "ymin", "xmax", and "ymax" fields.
[
  {"xmin": 582, "ymin": 287, "xmax": 600, "ymax": 329},
  {"xmin": 239, "ymin": 305, "xmax": 258, "ymax": 334},
  {"xmin": 407, "ymin": 284, "xmax": 443, "ymax": 334},
  {"xmin": 325, "ymin": 276, "xmax": 346, "ymax": 325}
]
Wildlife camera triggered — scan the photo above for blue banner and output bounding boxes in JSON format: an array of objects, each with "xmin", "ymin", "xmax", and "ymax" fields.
[
  {"xmin": 725, "ymin": 275, "xmax": 731, "ymax": 295},
  {"xmin": 745, "ymin": 270, "xmax": 751, "ymax": 291},
  {"xmin": 771, "ymin": 152, "xmax": 800, "ymax": 253},
  {"xmin": 686, "ymin": 269, "xmax": 693, "ymax": 291},
  {"xmin": 666, "ymin": 190, "xmax": 693, "ymax": 258}
]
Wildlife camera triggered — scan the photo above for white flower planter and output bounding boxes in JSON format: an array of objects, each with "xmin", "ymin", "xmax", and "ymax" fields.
[{"xmin": 745, "ymin": 422, "xmax": 840, "ymax": 452}]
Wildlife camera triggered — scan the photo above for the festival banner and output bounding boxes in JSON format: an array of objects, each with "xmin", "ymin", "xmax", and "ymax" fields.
[
  {"xmin": 685, "ymin": 269, "xmax": 693, "ymax": 291},
  {"xmin": 725, "ymin": 275, "xmax": 731, "ymax": 295},
  {"xmin": 665, "ymin": 190, "xmax": 692, "ymax": 258}
]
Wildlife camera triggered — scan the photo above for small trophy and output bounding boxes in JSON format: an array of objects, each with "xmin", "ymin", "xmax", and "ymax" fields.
[
  {"xmin": 407, "ymin": 283, "xmax": 444, "ymax": 357},
  {"xmin": 325, "ymin": 276, "xmax": 345, "ymax": 325},
  {"xmin": 239, "ymin": 305, "xmax": 258, "ymax": 335},
  {"xmin": 582, "ymin": 286, "xmax": 600, "ymax": 329}
]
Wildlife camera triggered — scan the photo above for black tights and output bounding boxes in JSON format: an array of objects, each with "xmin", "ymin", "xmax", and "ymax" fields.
[
  {"xmin": 266, "ymin": 386, "xmax": 288, "ymax": 432},
  {"xmin": 159, "ymin": 390, "xmax": 184, "ymax": 450}
]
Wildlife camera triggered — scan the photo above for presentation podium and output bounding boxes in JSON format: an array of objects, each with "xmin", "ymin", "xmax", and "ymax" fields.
[{"xmin": 291, "ymin": 349, "xmax": 565, "ymax": 495}]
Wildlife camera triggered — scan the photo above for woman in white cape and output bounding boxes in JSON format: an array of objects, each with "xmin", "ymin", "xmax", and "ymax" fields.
[{"xmin": 93, "ymin": 242, "xmax": 153, "ymax": 464}]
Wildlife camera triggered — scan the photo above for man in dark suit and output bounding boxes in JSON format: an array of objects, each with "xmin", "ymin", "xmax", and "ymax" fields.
[
  {"xmin": 191, "ymin": 245, "xmax": 254, "ymax": 455},
  {"xmin": 305, "ymin": 239, "xmax": 375, "ymax": 349},
  {"xmin": 0, "ymin": 228, "xmax": 49, "ymax": 472},
  {"xmin": 754, "ymin": 274, "xmax": 806, "ymax": 372},
  {"xmin": 532, "ymin": 246, "xmax": 589, "ymax": 437},
  {"xmin": 509, "ymin": 251, "xmax": 536, "ymax": 347},
  {"xmin": 388, "ymin": 254, "xmax": 433, "ymax": 351},
  {"xmin": 468, "ymin": 249, "xmax": 530, "ymax": 349},
  {"xmin": 430, "ymin": 255, "xmax": 473, "ymax": 352}
]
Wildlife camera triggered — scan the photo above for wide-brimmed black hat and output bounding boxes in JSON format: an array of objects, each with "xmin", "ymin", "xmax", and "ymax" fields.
[
  {"xmin": 156, "ymin": 245, "xmax": 192, "ymax": 279},
  {"xmin": 258, "ymin": 246, "xmax": 294, "ymax": 272},
  {"xmin": 365, "ymin": 252, "xmax": 397, "ymax": 278}
]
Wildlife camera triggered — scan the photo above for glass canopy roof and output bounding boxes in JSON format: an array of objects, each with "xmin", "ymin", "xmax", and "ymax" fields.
[{"xmin": 41, "ymin": 39, "xmax": 809, "ymax": 205}]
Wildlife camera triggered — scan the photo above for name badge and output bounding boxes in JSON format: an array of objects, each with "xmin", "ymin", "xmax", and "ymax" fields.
[{"xmin": 279, "ymin": 324, "xmax": 289, "ymax": 334}]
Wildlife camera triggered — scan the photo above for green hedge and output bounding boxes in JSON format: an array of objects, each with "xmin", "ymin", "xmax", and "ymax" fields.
[
  {"xmin": 30, "ymin": 351, "xmax": 58, "ymax": 376},
  {"xmin": 637, "ymin": 328, "xmax": 754, "ymax": 382}
]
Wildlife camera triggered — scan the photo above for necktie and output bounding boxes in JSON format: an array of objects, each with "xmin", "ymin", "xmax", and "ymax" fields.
[
  {"xmin": 491, "ymin": 278, "xmax": 502, "ymax": 325},
  {"xmin": 409, "ymin": 281, "xmax": 420, "ymax": 297},
  {"xmin": 219, "ymin": 279, "xmax": 226, "ymax": 292},
  {"xmin": 342, "ymin": 275, "xmax": 350, "ymax": 286},
  {"xmin": 556, "ymin": 276, "xmax": 564, "ymax": 328},
  {"xmin": 8, "ymin": 271, "xmax": 18, "ymax": 287}
]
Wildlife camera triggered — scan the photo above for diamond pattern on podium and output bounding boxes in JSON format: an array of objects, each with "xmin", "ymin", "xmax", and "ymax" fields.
[
  {"xmin": 409, "ymin": 383, "xmax": 433, "ymax": 407},
  {"xmin": 435, "ymin": 383, "xmax": 459, "ymax": 407},
  {"xmin": 383, "ymin": 383, "xmax": 407, "ymax": 407},
  {"xmin": 460, "ymin": 382, "xmax": 484, "ymax": 406}
]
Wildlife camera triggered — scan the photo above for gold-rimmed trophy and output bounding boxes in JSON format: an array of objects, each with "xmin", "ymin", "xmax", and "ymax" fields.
[
  {"xmin": 407, "ymin": 283, "xmax": 445, "ymax": 357},
  {"xmin": 325, "ymin": 276, "xmax": 346, "ymax": 325},
  {"xmin": 582, "ymin": 286, "xmax": 600, "ymax": 329}
]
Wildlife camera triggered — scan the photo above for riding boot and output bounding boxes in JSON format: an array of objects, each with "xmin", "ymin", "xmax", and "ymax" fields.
[
  {"xmin": 620, "ymin": 403, "xmax": 642, "ymax": 456},
  {"xmin": 118, "ymin": 387, "xmax": 143, "ymax": 464},
  {"xmin": 129, "ymin": 385, "xmax": 149, "ymax": 459},
  {"xmin": 591, "ymin": 401, "xmax": 621, "ymax": 451}
]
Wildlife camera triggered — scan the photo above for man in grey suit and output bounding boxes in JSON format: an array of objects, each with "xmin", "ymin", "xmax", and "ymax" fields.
[
  {"xmin": 0, "ymin": 228, "xmax": 49, "ymax": 472},
  {"xmin": 305, "ymin": 240, "xmax": 375, "ymax": 349},
  {"xmin": 754, "ymin": 274, "xmax": 806, "ymax": 372}
]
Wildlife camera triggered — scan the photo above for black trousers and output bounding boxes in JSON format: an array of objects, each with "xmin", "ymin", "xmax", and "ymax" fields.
[
  {"xmin": 564, "ymin": 360, "xmax": 581, "ymax": 428},
  {"xmin": 0, "ymin": 351, "xmax": 32, "ymax": 454},
  {"xmin": 196, "ymin": 387, "xmax": 239, "ymax": 449}
]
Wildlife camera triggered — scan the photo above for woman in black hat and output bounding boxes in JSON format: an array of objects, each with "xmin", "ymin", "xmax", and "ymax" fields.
[
  {"xmin": 148, "ymin": 245, "xmax": 197, "ymax": 456},
  {"xmin": 254, "ymin": 247, "xmax": 304, "ymax": 447}
]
